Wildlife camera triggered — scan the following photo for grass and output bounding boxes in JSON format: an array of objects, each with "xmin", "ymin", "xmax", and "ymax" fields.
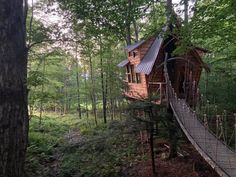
[{"xmin": 26, "ymin": 113, "xmax": 146, "ymax": 177}]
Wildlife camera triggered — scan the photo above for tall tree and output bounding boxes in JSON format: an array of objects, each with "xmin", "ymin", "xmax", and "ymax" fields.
[
  {"xmin": 184, "ymin": 0, "xmax": 189, "ymax": 23},
  {"xmin": 75, "ymin": 41, "xmax": 82, "ymax": 119},
  {"xmin": 99, "ymin": 36, "xmax": 107, "ymax": 123},
  {"xmin": 57, "ymin": 0, "xmax": 152, "ymax": 44},
  {"xmin": 0, "ymin": 0, "xmax": 29, "ymax": 177}
]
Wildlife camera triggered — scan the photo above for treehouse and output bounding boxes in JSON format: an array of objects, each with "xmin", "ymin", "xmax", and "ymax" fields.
[{"xmin": 118, "ymin": 29, "xmax": 209, "ymax": 105}]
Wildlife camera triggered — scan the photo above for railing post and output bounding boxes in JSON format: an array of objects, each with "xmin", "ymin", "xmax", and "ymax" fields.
[
  {"xmin": 160, "ymin": 83, "xmax": 162, "ymax": 103},
  {"xmin": 204, "ymin": 114, "xmax": 208, "ymax": 128},
  {"xmin": 219, "ymin": 116, "xmax": 225, "ymax": 141},
  {"xmin": 234, "ymin": 113, "xmax": 236, "ymax": 151},
  {"xmin": 193, "ymin": 111, "xmax": 196, "ymax": 137},
  {"xmin": 182, "ymin": 98, "xmax": 186, "ymax": 126},
  {"xmin": 223, "ymin": 110, "xmax": 227, "ymax": 143},
  {"xmin": 216, "ymin": 115, "xmax": 220, "ymax": 138},
  {"xmin": 206, "ymin": 100, "xmax": 210, "ymax": 115}
]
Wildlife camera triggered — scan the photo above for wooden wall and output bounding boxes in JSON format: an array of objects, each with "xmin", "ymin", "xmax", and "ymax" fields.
[
  {"xmin": 172, "ymin": 51, "xmax": 203, "ymax": 103},
  {"xmin": 125, "ymin": 37, "xmax": 155, "ymax": 99}
]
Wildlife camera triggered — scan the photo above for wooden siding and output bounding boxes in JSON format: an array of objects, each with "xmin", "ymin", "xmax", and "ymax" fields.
[
  {"xmin": 124, "ymin": 38, "xmax": 155, "ymax": 100},
  {"xmin": 139, "ymin": 37, "xmax": 155, "ymax": 59}
]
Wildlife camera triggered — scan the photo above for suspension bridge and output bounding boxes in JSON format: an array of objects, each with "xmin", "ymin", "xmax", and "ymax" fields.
[{"xmin": 164, "ymin": 58, "xmax": 236, "ymax": 177}]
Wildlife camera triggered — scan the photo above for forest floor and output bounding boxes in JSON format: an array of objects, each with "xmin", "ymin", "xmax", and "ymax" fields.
[{"xmin": 25, "ymin": 113, "xmax": 219, "ymax": 177}]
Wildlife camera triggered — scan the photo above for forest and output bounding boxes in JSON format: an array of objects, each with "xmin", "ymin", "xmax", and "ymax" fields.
[{"xmin": 0, "ymin": 0, "xmax": 236, "ymax": 177}]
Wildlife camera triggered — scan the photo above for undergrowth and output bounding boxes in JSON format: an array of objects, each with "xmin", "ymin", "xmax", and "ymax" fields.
[
  {"xmin": 26, "ymin": 113, "xmax": 145, "ymax": 177},
  {"xmin": 26, "ymin": 114, "xmax": 79, "ymax": 177}
]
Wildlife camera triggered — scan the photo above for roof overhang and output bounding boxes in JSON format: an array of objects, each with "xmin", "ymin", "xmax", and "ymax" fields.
[
  {"xmin": 125, "ymin": 40, "xmax": 145, "ymax": 52},
  {"xmin": 117, "ymin": 59, "xmax": 129, "ymax": 68}
]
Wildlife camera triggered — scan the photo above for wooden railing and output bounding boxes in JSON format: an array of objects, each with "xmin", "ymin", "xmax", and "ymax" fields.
[{"xmin": 148, "ymin": 82, "xmax": 166, "ymax": 104}]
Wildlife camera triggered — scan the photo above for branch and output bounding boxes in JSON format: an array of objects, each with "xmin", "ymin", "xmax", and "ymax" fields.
[
  {"xmin": 27, "ymin": 39, "xmax": 55, "ymax": 50},
  {"xmin": 27, "ymin": 38, "xmax": 81, "ymax": 50}
]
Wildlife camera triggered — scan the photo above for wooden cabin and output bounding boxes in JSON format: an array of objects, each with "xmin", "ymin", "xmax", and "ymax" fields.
[{"xmin": 118, "ymin": 29, "xmax": 209, "ymax": 105}]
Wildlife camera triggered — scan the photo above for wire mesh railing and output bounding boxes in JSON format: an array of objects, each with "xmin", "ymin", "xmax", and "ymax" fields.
[{"xmin": 164, "ymin": 55, "xmax": 236, "ymax": 177}]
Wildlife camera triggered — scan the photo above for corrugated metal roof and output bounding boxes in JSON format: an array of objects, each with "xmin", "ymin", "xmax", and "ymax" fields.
[
  {"xmin": 125, "ymin": 40, "xmax": 145, "ymax": 52},
  {"xmin": 117, "ymin": 59, "xmax": 129, "ymax": 67},
  {"xmin": 136, "ymin": 37, "xmax": 163, "ymax": 75}
]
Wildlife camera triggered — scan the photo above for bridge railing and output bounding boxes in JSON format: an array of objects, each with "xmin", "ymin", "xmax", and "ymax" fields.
[{"xmin": 163, "ymin": 53, "xmax": 236, "ymax": 177}]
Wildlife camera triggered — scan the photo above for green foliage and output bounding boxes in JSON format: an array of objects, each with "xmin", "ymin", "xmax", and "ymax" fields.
[
  {"xmin": 26, "ymin": 113, "xmax": 145, "ymax": 177},
  {"xmin": 189, "ymin": 0, "xmax": 236, "ymax": 111},
  {"xmin": 26, "ymin": 8, "xmax": 51, "ymax": 47},
  {"xmin": 28, "ymin": 70, "xmax": 45, "ymax": 87},
  {"xmin": 26, "ymin": 114, "xmax": 80, "ymax": 177},
  {"xmin": 58, "ymin": 0, "xmax": 153, "ymax": 40},
  {"xmin": 61, "ymin": 118, "xmax": 144, "ymax": 177}
]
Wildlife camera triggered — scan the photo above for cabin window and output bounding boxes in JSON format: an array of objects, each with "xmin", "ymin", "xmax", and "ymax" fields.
[
  {"xmin": 132, "ymin": 51, "xmax": 137, "ymax": 58},
  {"xmin": 130, "ymin": 65, "xmax": 136, "ymax": 83},
  {"xmin": 126, "ymin": 65, "xmax": 131, "ymax": 82},
  {"xmin": 126, "ymin": 65, "xmax": 130, "ymax": 73},
  {"xmin": 136, "ymin": 73, "xmax": 141, "ymax": 83},
  {"xmin": 126, "ymin": 65, "xmax": 141, "ymax": 83}
]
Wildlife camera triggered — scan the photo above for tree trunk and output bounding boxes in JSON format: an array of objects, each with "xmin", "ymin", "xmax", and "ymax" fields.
[
  {"xmin": 39, "ymin": 57, "xmax": 46, "ymax": 124},
  {"xmin": 89, "ymin": 55, "xmax": 97, "ymax": 125},
  {"xmin": 126, "ymin": 0, "xmax": 132, "ymax": 45},
  {"xmin": 75, "ymin": 42, "xmax": 82, "ymax": 119},
  {"xmin": 84, "ymin": 68, "xmax": 89, "ymax": 120},
  {"xmin": 0, "ymin": 1, "xmax": 29, "ymax": 177},
  {"xmin": 184, "ymin": 0, "xmax": 189, "ymax": 23},
  {"xmin": 166, "ymin": 0, "xmax": 173, "ymax": 21},
  {"xmin": 99, "ymin": 39, "xmax": 107, "ymax": 124},
  {"xmin": 167, "ymin": 110, "xmax": 178, "ymax": 158},
  {"xmin": 133, "ymin": 19, "xmax": 139, "ymax": 42},
  {"xmin": 63, "ymin": 75, "xmax": 67, "ymax": 115}
]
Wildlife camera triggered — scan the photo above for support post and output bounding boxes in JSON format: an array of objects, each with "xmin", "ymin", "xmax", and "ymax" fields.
[
  {"xmin": 149, "ymin": 122, "xmax": 156, "ymax": 176},
  {"xmin": 148, "ymin": 107, "xmax": 156, "ymax": 176}
]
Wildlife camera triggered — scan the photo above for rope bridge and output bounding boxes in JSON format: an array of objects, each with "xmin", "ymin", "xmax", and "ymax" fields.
[{"xmin": 164, "ymin": 58, "xmax": 236, "ymax": 177}]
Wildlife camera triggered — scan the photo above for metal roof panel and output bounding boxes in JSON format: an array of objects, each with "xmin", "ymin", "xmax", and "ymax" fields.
[
  {"xmin": 117, "ymin": 59, "xmax": 129, "ymax": 67},
  {"xmin": 125, "ymin": 40, "xmax": 145, "ymax": 52},
  {"xmin": 136, "ymin": 37, "xmax": 163, "ymax": 75}
]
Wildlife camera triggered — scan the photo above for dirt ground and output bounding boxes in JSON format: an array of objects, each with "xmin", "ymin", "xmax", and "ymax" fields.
[{"xmin": 125, "ymin": 139, "xmax": 220, "ymax": 177}]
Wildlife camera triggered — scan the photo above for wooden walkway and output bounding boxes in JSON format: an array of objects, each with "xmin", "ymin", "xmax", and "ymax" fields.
[
  {"xmin": 170, "ymin": 98, "xmax": 236, "ymax": 177},
  {"xmin": 163, "ymin": 56, "xmax": 236, "ymax": 177}
]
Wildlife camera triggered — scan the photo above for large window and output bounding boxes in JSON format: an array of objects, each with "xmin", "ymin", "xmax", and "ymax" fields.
[
  {"xmin": 126, "ymin": 65, "xmax": 141, "ymax": 84},
  {"xmin": 130, "ymin": 65, "xmax": 136, "ymax": 83},
  {"xmin": 136, "ymin": 73, "xmax": 141, "ymax": 83},
  {"xmin": 126, "ymin": 65, "xmax": 131, "ymax": 82}
]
